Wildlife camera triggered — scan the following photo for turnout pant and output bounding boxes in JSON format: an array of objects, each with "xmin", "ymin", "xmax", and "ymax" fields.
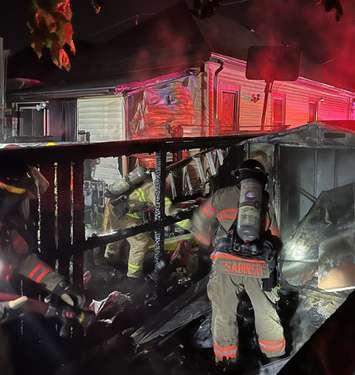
[
  {"xmin": 207, "ymin": 271, "xmax": 285, "ymax": 362},
  {"xmin": 103, "ymin": 202, "xmax": 153, "ymax": 278}
]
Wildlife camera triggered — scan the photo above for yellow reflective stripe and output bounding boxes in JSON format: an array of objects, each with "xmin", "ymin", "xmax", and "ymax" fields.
[
  {"xmin": 136, "ymin": 188, "xmax": 146, "ymax": 202},
  {"xmin": 127, "ymin": 188, "xmax": 146, "ymax": 218},
  {"xmin": 177, "ymin": 219, "xmax": 191, "ymax": 230},
  {"xmin": 130, "ymin": 187, "xmax": 145, "ymax": 202},
  {"xmin": 0, "ymin": 181, "xmax": 26, "ymax": 195},
  {"xmin": 126, "ymin": 212, "xmax": 140, "ymax": 219},
  {"xmin": 128, "ymin": 263, "xmax": 142, "ymax": 271},
  {"xmin": 164, "ymin": 197, "xmax": 172, "ymax": 207},
  {"xmin": 141, "ymin": 189, "xmax": 146, "ymax": 201}
]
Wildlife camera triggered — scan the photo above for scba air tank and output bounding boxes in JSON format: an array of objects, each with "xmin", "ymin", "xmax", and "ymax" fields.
[
  {"xmin": 109, "ymin": 166, "xmax": 149, "ymax": 197},
  {"xmin": 237, "ymin": 177, "xmax": 263, "ymax": 242}
]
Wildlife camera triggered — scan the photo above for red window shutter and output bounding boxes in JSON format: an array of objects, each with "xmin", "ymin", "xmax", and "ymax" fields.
[
  {"xmin": 219, "ymin": 91, "xmax": 239, "ymax": 135},
  {"xmin": 272, "ymin": 94, "xmax": 286, "ymax": 128}
]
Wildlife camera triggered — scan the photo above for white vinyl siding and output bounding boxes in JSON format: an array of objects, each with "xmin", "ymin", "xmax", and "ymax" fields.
[
  {"xmin": 206, "ymin": 55, "xmax": 355, "ymax": 133},
  {"xmin": 77, "ymin": 96, "xmax": 125, "ymax": 184},
  {"xmin": 318, "ymin": 96, "xmax": 350, "ymax": 121}
]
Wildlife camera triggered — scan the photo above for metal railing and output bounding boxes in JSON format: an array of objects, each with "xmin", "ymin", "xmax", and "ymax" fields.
[{"xmin": 0, "ymin": 133, "xmax": 262, "ymax": 288}]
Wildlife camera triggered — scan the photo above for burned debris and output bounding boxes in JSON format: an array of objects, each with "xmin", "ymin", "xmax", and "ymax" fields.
[{"xmin": 0, "ymin": 123, "xmax": 355, "ymax": 375}]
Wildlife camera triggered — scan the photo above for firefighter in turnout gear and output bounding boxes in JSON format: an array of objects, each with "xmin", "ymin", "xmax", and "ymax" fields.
[
  {"xmin": 0, "ymin": 158, "xmax": 85, "ymax": 310},
  {"xmin": 102, "ymin": 166, "xmax": 191, "ymax": 281},
  {"xmin": 192, "ymin": 151, "xmax": 285, "ymax": 365}
]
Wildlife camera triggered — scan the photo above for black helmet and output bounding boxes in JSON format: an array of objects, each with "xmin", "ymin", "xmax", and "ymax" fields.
[
  {"xmin": 240, "ymin": 159, "xmax": 266, "ymax": 173},
  {"xmin": 232, "ymin": 158, "xmax": 268, "ymax": 186},
  {"xmin": 0, "ymin": 158, "xmax": 37, "ymax": 223},
  {"xmin": 0, "ymin": 158, "xmax": 36, "ymax": 196}
]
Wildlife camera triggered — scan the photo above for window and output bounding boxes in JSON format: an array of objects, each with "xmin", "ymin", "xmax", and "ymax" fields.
[
  {"xmin": 309, "ymin": 101, "xmax": 318, "ymax": 122},
  {"xmin": 218, "ymin": 90, "xmax": 239, "ymax": 135},
  {"xmin": 14, "ymin": 102, "xmax": 49, "ymax": 137},
  {"xmin": 272, "ymin": 94, "xmax": 286, "ymax": 128}
]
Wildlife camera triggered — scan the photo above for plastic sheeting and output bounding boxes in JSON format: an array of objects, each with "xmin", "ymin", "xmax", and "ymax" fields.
[{"xmin": 127, "ymin": 74, "xmax": 202, "ymax": 140}]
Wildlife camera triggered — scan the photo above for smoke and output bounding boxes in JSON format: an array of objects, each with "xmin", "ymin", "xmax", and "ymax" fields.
[
  {"xmin": 238, "ymin": 0, "xmax": 355, "ymax": 90},
  {"xmin": 128, "ymin": 18, "xmax": 196, "ymax": 83}
]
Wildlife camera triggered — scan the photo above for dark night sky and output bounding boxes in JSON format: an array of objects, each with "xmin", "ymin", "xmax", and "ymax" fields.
[
  {"xmin": 0, "ymin": 0, "xmax": 178, "ymax": 51},
  {"xmin": 1, "ymin": 1, "xmax": 353, "ymax": 54},
  {"xmin": 1, "ymin": 0, "xmax": 354, "ymax": 89}
]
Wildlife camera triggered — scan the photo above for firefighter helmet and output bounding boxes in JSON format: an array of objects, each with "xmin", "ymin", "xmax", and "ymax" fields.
[
  {"xmin": 0, "ymin": 158, "xmax": 37, "ymax": 222},
  {"xmin": 0, "ymin": 158, "xmax": 36, "ymax": 196},
  {"xmin": 233, "ymin": 159, "xmax": 268, "ymax": 186}
]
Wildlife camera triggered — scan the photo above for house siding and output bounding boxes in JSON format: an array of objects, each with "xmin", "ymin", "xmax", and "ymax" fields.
[{"xmin": 206, "ymin": 54, "xmax": 355, "ymax": 133}]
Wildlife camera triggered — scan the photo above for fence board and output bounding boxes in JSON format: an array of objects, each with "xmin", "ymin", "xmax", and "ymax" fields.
[
  {"xmin": 39, "ymin": 163, "xmax": 56, "ymax": 267},
  {"xmin": 57, "ymin": 161, "xmax": 72, "ymax": 280},
  {"xmin": 2, "ymin": 135, "xmax": 261, "ymax": 286},
  {"xmin": 72, "ymin": 160, "xmax": 85, "ymax": 289}
]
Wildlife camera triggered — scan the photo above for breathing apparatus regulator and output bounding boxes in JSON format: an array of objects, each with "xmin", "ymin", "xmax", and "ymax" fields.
[{"xmin": 234, "ymin": 159, "xmax": 268, "ymax": 244}]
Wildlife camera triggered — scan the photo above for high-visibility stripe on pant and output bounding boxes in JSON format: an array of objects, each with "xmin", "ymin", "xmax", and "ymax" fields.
[
  {"xmin": 208, "ymin": 272, "xmax": 285, "ymax": 361},
  {"xmin": 127, "ymin": 230, "xmax": 153, "ymax": 278},
  {"xmin": 127, "ymin": 262, "xmax": 141, "ymax": 273},
  {"xmin": 213, "ymin": 343, "xmax": 238, "ymax": 361},
  {"xmin": 258, "ymin": 338, "xmax": 286, "ymax": 354}
]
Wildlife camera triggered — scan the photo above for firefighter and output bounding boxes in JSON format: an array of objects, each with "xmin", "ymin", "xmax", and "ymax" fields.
[
  {"xmin": 192, "ymin": 151, "xmax": 285, "ymax": 366},
  {"xmin": 102, "ymin": 165, "xmax": 191, "ymax": 285},
  {"xmin": 0, "ymin": 158, "xmax": 84, "ymax": 309}
]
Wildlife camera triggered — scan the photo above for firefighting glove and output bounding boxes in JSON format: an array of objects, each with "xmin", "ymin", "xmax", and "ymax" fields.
[
  {"xmin": 0, "ymin": 296, "xmax": 28, "ymax": 321},
  {"xmin": 51, "ymin": 280, "xmax": 86, "ymax": 309},
  {"xmin": 45, "ymin": 303, "xmax": 95, "ymax": 335},
  {"xmin": 45, "ymin": 305, "xmax": 95, "ymax": 340},
  {"xmin": 111, "ymin": 195, "xmax": 129, "ymax": 218}
]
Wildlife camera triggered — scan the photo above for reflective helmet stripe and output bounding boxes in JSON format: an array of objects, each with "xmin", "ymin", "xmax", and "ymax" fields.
[{"xmin": 0, "ymin": 181, "xmax": 26, "ymax": 195}]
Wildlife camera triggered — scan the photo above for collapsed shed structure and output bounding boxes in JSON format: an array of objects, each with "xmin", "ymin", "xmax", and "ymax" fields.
[{"xmin": 243, "ymin": 120, "xmax": 355, "ymax": 349}]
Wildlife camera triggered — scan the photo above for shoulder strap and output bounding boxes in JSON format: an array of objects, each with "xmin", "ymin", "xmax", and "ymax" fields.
[{"xmin": 214, "ymin": 187, "xmax": 239, "ymax": 232}]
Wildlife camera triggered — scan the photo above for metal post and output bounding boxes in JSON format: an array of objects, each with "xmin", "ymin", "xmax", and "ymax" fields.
[
  {"xmin": 153, "ymin": 149, "xmax": 167, "ymax": 279},
  {"xmin": 57, "ymin": 161, "xmax": 72, "ymax": 280},
  {"xmin": 261, "ymin": 80, "xmax": 273, "ymax": 131}
]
